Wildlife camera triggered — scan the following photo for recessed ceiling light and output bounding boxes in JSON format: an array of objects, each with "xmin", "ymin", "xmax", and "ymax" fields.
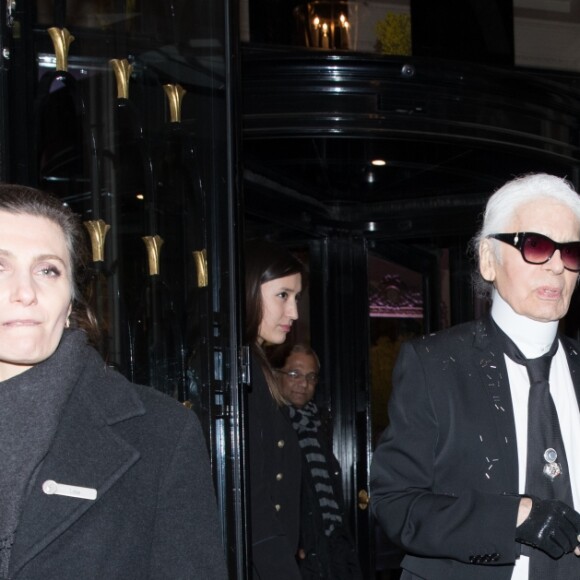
[{"xmin": 371, "ymin": 159, "xmax": 387, "ymax": 166}]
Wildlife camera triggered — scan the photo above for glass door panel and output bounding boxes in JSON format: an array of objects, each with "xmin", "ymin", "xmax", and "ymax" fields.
[
  {"xmin": 5, "ymin": 1, "xmax": 246, "ymax": 575},
  {"xmin": 367, "ymin": 244, "xmax": 442, "ymax": 578}
]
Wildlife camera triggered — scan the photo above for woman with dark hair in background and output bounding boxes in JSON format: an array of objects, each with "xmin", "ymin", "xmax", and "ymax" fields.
[
  {"xmin": 244, "ymin": 240, "xmax": 305, "ymax": 579},
  {"xmin": 0, "ymin": 184, "xmax": 227, "ymax": 579}
]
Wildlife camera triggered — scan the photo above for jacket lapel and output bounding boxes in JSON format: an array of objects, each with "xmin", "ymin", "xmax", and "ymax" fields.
[
  {"xmin": 472, "ymin": 316, "xmax": 519, "ymax": 490},
  {"xmin": 10, "ymin": 374, "xmax": 144, "ymax": 576},
  {"xmin": 561, "ymin": 336, "xmax": 580, "ymax": 411}
]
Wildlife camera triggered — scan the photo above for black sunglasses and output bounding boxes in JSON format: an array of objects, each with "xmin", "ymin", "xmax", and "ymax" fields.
[{"xmin": 488, "ymin": 232, "xmax": 580, "ymax": 272}]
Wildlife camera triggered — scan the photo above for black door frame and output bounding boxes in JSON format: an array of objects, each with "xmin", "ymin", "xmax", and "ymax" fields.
[{"xmin": 308, "ymin": 235, "xmax": 373, "ymax": 576}]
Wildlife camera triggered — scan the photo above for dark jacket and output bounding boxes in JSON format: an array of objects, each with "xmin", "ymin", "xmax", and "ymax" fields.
[
  {"xmin": 8, "ymin": 340, "xmax": 227, "ymax": 579},
  {"xmin": 248, "ymin": 354, "xmax": 302, "ymax": 580},
  {"xmin": 296, "ymin": 407, "xmax": 363, "ymax": 580},
  {"xmin": 370, "ymin": 316, "xmax": 580, "ymax": 580}
]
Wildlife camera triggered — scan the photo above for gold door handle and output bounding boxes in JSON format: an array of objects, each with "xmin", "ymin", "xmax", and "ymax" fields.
[
  {"xmin": 192, "ymin": 249, "xmax": 208, "ymax": 288},
  {"xmin": 47, "ymin": 27, "xmax": 74, "ymax": 72},
  {"xmin": 163, "ymin": 84, "xmax": 186, "ymax": 123},
  {"xmin": 142, "ymin": 235, "xmax": 164, "ymax": 276},
  {"xmin": 110, "ymin": 58, "xmax": 133, "ymax": 100},
  {"xmin": 358, "ymin": 489, "xmax": 369, "ymax": 510},
  {"xmin": 84, "ymin": 219, "xmax": 111, "ymax": 262}
]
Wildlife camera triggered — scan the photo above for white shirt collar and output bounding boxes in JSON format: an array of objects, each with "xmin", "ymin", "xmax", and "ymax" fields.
[{"xmin": 490, "ymin": 289, "xmax": 558, "ymax": 358}]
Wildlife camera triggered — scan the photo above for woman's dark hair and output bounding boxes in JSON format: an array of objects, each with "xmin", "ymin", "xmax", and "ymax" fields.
[
  {"xmin": 244, "ymin": 240, "xmax": 306, "ymax": 404},
  {"xmin": 0, "ymin": 183, "xmax": 99, "ymax": 344}
]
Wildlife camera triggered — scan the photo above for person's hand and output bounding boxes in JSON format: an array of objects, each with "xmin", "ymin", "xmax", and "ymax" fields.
[{"xmin": 515, "ymin": 496, "xmax": 580, "ymax": 558}]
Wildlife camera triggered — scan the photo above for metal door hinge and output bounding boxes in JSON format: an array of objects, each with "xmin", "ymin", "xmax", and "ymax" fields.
[
  {"xmin": 240, "ymin": 345, "xmax": 251, "ymax": 386},
  {"xmin": 358, "ymin": 489, "xmax": 370, "ymax": 510}
]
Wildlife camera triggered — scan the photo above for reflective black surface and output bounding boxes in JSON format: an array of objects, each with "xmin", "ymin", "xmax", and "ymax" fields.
[{"xmin": 242, "ymin": 46, "xmax": 580, "ymax": 243}]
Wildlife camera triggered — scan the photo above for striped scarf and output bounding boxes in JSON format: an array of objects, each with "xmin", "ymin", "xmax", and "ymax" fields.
[{"xmin": 288, "ymin": 401, "xmax": 342, "ymax": 536}]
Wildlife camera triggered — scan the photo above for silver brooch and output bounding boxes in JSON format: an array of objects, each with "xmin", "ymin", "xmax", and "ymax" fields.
[{"xmin": 543, "ymin": 448, "xmax": 563, "ymax": 480}]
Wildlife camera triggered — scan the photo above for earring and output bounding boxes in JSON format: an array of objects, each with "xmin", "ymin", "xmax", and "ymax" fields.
[{"xmin": 65, "ymin": 317, "xmax": 70, "ymax": 329}]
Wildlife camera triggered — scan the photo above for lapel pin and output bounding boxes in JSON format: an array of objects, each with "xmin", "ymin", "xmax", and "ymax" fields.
[
  {"xmin": 42, "ymin": 479, "xmax": 97, "ymax": 501},
  {"xmin": 542, "ymin": 449, "xmax": 563, "ymax": 480}
]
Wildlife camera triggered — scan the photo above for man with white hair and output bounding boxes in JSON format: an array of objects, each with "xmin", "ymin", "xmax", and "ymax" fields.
[{"xmin": 371, "ymin": 173, "xmax": 580, "ymax": 579}]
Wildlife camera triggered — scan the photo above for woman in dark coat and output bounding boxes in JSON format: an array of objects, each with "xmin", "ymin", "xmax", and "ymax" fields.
[
  {"xmin": 0, "ymin": 184, "xmax": 227, "ymax": 579},
  {"xmin": 244, "ymin": 240, "xmax": 305, "ymax": 579}
]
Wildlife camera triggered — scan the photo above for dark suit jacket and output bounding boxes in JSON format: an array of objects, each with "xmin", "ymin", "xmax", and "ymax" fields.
[
  {"xmin": 370, "ymin": 316, "xmax": 580, "ymax": 580},
  {"xmin": 8, "ymin": 346, "xmax": 227, "ymax": 579}
]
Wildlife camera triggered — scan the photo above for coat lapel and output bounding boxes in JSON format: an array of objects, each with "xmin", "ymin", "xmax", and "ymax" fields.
[
  {"xmin": 472, "ymin": 316, "xmax": 519, "ymax": 490},
  {"xmin": 10, "ymin": 374, "xmax": 144, "ymax": 576},
  {"xmin": 470, "ymin": 327, "xmax": 580, "ymax": 493}
]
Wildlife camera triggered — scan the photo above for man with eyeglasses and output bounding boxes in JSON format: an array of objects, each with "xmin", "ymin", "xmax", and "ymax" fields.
[
  {"xmin": 278, "ymin": 344, "xmax": 363, "ymax": 580},
  {"xmin": 371, "ymin": 173, "xmax": 580, "ymax": 580}
]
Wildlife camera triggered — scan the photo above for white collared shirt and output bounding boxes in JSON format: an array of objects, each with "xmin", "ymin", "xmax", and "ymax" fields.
[{"xmin": 491, "ymin": 292, "xmax": 580, "ymax": 580}]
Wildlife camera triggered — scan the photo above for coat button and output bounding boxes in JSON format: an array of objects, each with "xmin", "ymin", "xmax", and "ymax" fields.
[
  {"xmin": 276, "ymin": 473, "xmax": 283, "ymax": 481},
  {"xmin": 277, "ymin": 440, "xmax": 285, "ymax": 448},
  {"xmin": 275, "ymin": 504, "xmax": 281, "ymax": 512}
]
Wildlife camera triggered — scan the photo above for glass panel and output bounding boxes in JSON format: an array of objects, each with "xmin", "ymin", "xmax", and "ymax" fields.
[
  {"xmin": 243, "ymin": 0, "xmax": 580, "ymax": 73},
  {"xmin": 27, "ymin": 0, "xmax": 229, "ymax": 403},
  {"xmin": 368, "ymin": 253, "xmax": 422, "ymax": 577},
  {"xmin": 33, "ymin": 44, "xmax": 197, "ymax": 400},
  {"xmin": 17, "ymin": 6, "xmax": 244, "ymax": 570},
  {"xmin": 368, "ymin": 255, "xmax": 423, "ymax": 444},
  {"xmin": 243, "ymin": 0, "xmax": 412, "ymax": 55},
  {"xmin": 514, "ymin": 0, "xmax": 580, "ymax": 72}
]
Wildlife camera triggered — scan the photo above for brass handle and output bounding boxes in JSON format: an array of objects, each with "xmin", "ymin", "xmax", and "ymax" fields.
[
  {"xmin": 358, "ymin": 489, "xmax": 369, "ymax": 510},
  {"xmin": 192, "ymin": 249, "xmax": 208, "ymax": 288},
  {"xmin": 47, "ymin": 27, "xmax": 74, "ymax": 72},
  {"xmin": 83, "ymin": 220, "xmax": 111, "ymax": 262},
  {"xmin": 110, "ymin": 58, "xmax": 133, "ymax": 100},
  {"xmin": 142, "ymin": 235, "xmax": 164, "ymax": 276},
  {"xmin": 163, "ymin": 84, "xmax": 186, "ymax": 123}
]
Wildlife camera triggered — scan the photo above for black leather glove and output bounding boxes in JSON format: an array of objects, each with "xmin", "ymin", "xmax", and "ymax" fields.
[{"xmin": 515, "ymin": 496, "xmax": 580, "ymax": 558}]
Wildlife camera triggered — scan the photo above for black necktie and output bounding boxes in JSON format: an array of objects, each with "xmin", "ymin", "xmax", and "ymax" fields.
[
  {"xmin": 501, "ymin": 331, "xmax": 578, "ymax": 578},
  {"xmin": 521, "ymin": 345, "xmax": 572, "ymax": 504}
]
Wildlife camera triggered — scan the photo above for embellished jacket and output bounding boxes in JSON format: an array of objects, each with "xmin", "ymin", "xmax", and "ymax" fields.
[{"xmin": 370, "ymin": 316, "xmax": 580, "ymax": 580}]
